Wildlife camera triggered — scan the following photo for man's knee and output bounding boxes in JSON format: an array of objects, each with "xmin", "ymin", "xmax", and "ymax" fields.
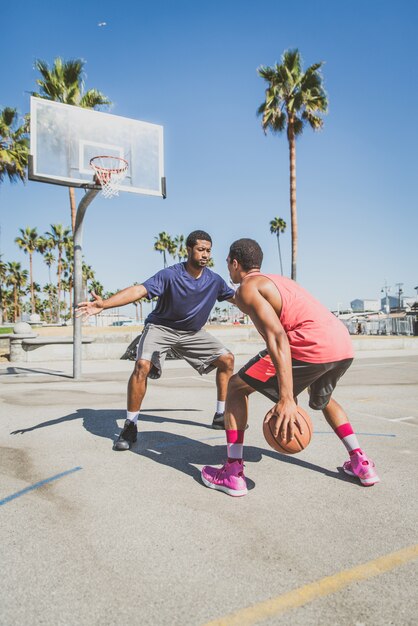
[
  {"xmin": 217, "ymin": 351, "xmax": 234, "ymax": 372},
  {"xmin": 309, "ymin": 395, "xmax": 330, "ymax": 411},
  {"xmin": 227, "ymin": 373, "xmax": 249, "ymax": 397},
  {"xmin": 132, "ymin": 359, "xmax": 152, "ymax": 380}
]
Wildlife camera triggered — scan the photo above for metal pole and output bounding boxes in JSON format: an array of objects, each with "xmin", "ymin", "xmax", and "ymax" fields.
[{"xmin": 73, "ymin": 189, "xmax": 100, "ymax": 379}]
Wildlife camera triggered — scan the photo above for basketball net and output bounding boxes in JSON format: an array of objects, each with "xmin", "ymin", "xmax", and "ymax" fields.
[{"xmin": 90, "ymin": 156, "xmax": 129, "ymax": 199}]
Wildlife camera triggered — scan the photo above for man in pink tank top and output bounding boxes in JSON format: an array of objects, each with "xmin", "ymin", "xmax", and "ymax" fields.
[{"xmin": 201, "ymin": 238, "xmax": 380, "ymax": 497}]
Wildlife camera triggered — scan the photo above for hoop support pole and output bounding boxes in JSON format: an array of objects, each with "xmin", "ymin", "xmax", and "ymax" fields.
[{"xmin": 73, "ymin": 188, "xmax": 100, "ymax": 380}]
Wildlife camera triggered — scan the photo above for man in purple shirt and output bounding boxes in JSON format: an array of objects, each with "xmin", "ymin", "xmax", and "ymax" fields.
[{"xmin": 76, "ymin": 231, "xmax": 235, "ymax": 450}]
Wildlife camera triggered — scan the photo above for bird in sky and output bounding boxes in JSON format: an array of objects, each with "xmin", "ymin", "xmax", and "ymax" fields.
[{"xmin": 98, "ymin": 22, "xmax": 107, "ymax": 27}]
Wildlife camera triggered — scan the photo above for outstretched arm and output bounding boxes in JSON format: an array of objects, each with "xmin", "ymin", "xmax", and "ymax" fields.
[
  {"xmin": 235, "ymin": 282, "xmax": 303, "ymax": 441},
  {"xmin": 76, "ymin": 284, "xmax": 148, "ymax": 320}
]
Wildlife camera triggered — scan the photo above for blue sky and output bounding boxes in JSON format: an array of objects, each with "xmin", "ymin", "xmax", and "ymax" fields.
[{"xmin": 1, "ymin": 0, "xmax": 417, "ymax": 312}]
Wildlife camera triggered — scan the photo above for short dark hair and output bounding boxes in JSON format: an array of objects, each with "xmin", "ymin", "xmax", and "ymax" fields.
[
  {"xmin": 229, "ymin": 238, "xmax": 263, "ymax": 271},
  {"xmin": 186, "ymin": 230, "xmax": 212, "ymax": 248}
]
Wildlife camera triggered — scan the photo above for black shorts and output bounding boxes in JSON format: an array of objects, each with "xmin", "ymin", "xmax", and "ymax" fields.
[{"xmin": 238, "ymin": 349, "xmax": 353, "ymax": 410}]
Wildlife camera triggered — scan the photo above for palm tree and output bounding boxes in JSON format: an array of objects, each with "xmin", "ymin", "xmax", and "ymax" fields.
[
  {"xmin": 269, "ymin": 217, "xmax": 287, "ymax": 275},
  {"xmin": 1, "ymin": 289, "xmax": 14, "ymax": 323},
  {"xmin": 32, "ymin": 57, "xmax": 111, "ymax": 232},
  {"xmin": 60, "ymin": 277, "xmax": 70, "ymax": 314},
  {"xmin": 0, "ymin": 107, "xmax": 29, "ymax": 184},
  {"xmin": 6, "ymin": 262, "xmax": 28, "ymax": 322},
  {"xmin": 0, "ymin": 255, "xmax": 7, "ymax": 324},
  {"xmin": 32, "ymin": 282, "xmax": 42, "ymax": 306},
  {"xmin": 90, "ymin": 279, "xmax": 104, "ymax": 296},
  {"xmin": 43, "ymin": 251, "xmax": 55, "ymax": 284},
  {"xmin": 45, "ymin": 224, "xmax": 71, "ymax": 322},
  {"xmin": 258, "ymin": 49, "xmax": 328, "ymax": 281},
  {"xmin": 82, "ymin": 263, "xmax": 95, "ymax": 300},
  {"xmin": 174, "ymin": 235, "xmax": 188, "ymax": 262},
  {"xmin": 15, "ymin": 227, "xmax": 41, "ymax": 314},
  {"xmin": 154, "ymin": 232, "xmax": 176, "ymax": 268},
  {"xmin": 36, "ymin": 297, "xmax": 48, "ymax": 323},
  {"xmin": 43, "ymin": 283, "xmax": 57, "ymax": 323},
  {"xmin": 63, "ymin": 239, "xmax": 74, "ymax": 315}
]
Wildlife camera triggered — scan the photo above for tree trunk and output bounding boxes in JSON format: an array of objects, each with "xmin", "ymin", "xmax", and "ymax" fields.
[
  {"xmin": 276, "ymin": 233, "xmax": 283, "ymax": 275},
  {"xmin": 14, "ymin": 287, "xmax": 18, "ymax": 322},
  {"xmin": 57, "ymin": 250, "xmax": 62, "ymax": 323},
  {"xmin": 69, "ymin": 187, "xmax": 77, "ymax": 234},
  {"xmin": 288, "ymin": 119, "xmax": 297, "ymax": 281},
  {"xmin": 30, "ymin": 252, "xmax": 35, "ymax": 314}
]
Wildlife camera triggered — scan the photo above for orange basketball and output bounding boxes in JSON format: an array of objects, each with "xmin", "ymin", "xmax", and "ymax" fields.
[{"xmin": 263, "ymin": 406, "xmax": 313, "ymax": 454}]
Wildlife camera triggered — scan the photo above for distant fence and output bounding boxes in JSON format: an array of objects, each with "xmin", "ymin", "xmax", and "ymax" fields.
[{"xmin": 342, "ymin": 317, "xmax": 417, "ymax": 336}]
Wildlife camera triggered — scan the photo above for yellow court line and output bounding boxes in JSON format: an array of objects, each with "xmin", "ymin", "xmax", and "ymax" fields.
[{"xmin": 203, "ymin": 544, "xmax": 418, "ymax": 626}]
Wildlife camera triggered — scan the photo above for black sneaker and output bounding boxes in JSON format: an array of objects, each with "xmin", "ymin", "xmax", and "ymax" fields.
[
  {"xmin": 212, "ymin": 412, "xmax": 225, "ymax": 430},
  {"xmin": 113, "ymin": 419, "xmax": 138, "ymax": 450}
]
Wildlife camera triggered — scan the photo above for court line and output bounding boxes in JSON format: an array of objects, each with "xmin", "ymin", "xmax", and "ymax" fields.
[
  {"xmin": 314, "ymin": 431, "xmax": 396, "ymax": 437},
  {"xmin": 390, "ymin": 416, "xmax": 416, "ymax": 422},
  {"xmin": 203, "ymin": 544, "xmax": 418, "ymax": 626},
  {"xmin": 162, "ymin": 376, "xmax": 214, "ymax": 384},
  {"xmin": 356, "ymin": 410, "xmax": 416, "ymax": 424},
  {"xmin": 353, "ymin": 361, "xmax": 410, "ymax": 367},
  {"xmin": 0, "ymin": 466, "xmax": 82, "ymax": 507}
]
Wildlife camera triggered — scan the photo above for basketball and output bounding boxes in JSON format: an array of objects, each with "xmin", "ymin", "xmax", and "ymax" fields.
[{"xmin": 263, "ymin": 406, "xmax": 313, "ymax": 454}]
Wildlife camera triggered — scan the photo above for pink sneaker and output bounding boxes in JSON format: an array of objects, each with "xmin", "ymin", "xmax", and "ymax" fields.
[
  {"xmin": 201, "ymin": 460, "xmax": 248, "ymax": 497},
  {"xmin": 343, "ymin": 450, "xmax": 380, "ymax": 486}
]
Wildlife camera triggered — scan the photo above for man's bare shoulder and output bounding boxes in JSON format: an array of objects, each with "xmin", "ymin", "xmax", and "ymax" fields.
[
  {"xmin": 237, "ymin": 275, "xmax": 268, "ymax": 302},
  {"xmin": 237, "ymin": 275, "xmax": 282, "ymax": 312}
]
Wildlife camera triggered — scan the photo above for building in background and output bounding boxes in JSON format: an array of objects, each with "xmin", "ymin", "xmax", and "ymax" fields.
[{"xmin": 350, "ymin": 299, "xmax": 380, "ymax": 313}]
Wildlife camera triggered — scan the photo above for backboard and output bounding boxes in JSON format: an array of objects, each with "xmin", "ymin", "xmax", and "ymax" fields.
[{"xmin": 29, "ymin": 97, "xmax": 166, "ymax": 197}]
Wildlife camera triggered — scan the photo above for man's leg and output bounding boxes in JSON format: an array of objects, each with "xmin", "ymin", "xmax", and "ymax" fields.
[
  {"xmin": 211, "ymin": 352, "xmax": 234, "ymax": 429},
  {"xmin": 114, "ymin": 359, "xmax": 153, "ymax": 451},
  {"xmin": 322, "ymin": 397, "xmax": 380, "ymax": 486},
  {"xmin": 224, "ymin": 372, "xmax": 254, "ymax": 431},
  {"xmin": 201, "ymin": 373, "xmax": 255, "ymax": 497},
  {"xmin": 127, "ymin": 359, "xmax": 153, "ymax": 412}
]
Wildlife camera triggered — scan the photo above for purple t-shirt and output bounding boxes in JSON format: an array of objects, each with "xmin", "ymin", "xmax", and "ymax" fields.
[{"xmin": 142, "ymin": 263, "xmax": 234, "ymax": 331}]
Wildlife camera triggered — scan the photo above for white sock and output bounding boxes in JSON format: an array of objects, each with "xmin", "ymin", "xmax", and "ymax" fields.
[
  {"xmin": 216, "ymin": 401, "xmax": 225, "ymax": 415},
  {"xmin": 127, "ymin": 411, "xmax": 139, "ymax": 424}
]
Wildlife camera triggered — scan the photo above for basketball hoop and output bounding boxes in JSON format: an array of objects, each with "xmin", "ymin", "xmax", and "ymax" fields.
[{"xmin": 90, "ymin": 156, "xmax": 129, "ymax": 198}]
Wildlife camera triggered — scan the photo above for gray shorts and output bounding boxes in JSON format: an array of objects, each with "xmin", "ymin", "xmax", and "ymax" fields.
[{"xmin": 136, "ymin": 323, "xmax": 231, "ymax": 379}]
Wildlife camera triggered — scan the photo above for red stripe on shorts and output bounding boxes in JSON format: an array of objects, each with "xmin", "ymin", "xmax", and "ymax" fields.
[{"xmin": 245, "ymin": 354, "xmax": 276, "ymax": 382}]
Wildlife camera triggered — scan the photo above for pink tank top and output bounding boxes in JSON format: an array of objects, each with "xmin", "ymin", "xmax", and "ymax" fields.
[{"xmin": 253, "ymin": 273, "xmax": 354, "ymax": 363}]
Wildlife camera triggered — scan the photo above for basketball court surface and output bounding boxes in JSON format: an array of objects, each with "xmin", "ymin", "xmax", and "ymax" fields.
[{"xmin": 1, "ymin": 350, "xmax": 417, "ymax": 625}]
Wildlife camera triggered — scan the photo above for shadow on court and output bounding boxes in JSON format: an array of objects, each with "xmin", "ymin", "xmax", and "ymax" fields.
[{"xmin": 10, "ymin": 408, "xmax": 353, "ymax": 486}]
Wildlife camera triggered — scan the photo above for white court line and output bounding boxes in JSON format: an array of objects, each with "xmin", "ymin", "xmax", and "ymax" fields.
[
  {"xmin": 353, "ymin": 361, "xmax": 410, "ymax": 368},
  {"xmin": 356, "ymin": 410, "xmax": 417, "ymax": 423},
  {"xmin": 390, "ymin": 416, "xmax": 416, "ymax": 422}
]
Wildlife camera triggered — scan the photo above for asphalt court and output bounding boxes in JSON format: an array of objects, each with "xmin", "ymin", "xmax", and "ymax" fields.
[{"xmin": 1, "ymin": 352, "xmax": 417, "ymax": 625}]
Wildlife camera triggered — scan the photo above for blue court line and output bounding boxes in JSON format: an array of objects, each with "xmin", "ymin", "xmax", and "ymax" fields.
[{"xmin": 0, "ymin": 466, "xmax": 82, "ymax": 507}]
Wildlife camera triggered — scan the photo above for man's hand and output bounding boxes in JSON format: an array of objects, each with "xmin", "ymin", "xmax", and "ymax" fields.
[
  {"xmin": 75, "ymin": 291, "xmax": 104, "ymax": 320},
  {"xmin": 264, "ymin": 399, "xmax": 303, "ymax": 442}
]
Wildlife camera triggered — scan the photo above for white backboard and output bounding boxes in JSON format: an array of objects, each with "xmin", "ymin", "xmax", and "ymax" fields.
[{"xmin": 29, "ymin": 97, "xmax": 165, "ymax": 197}]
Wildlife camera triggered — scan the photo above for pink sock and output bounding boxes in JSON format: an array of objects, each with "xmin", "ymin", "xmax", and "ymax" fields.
[
  {"xmin": 335, "ymin": 423, "xmax": 361, "ymax": 454},
  {"xmin": 226, "ymin": 429, "xmax": 245, "ymax": 462}
]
